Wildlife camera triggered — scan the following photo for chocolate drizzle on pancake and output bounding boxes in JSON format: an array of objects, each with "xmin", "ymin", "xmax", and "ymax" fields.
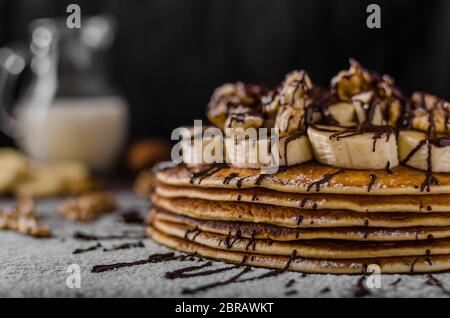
[
  {"xmin": 189, "ymin": 164, "xmax": 227, "ymax": 185},
  {"xmin": 307, "ymin": 169, "xmax": 344, "ymax": 192},
  {"xmin": 185, "ymin": 226, "xmax": 202, "ymax": 241},
  {"xmin": 245, "ymin": 230, "xmax": 257, "ymax": 251},
  {"xmin": 385, "ymin": 161, "xmax": 394, "ymax": 174},
  {"xmin": 255, "ymin": 174, "xmax": 268, "ymax": 186},
  {"xmin": 221, "ymin": 229, "xmax": 242, "ymax": 249},
  {"xmin": 367, "ymin": 174, "xmax": 377, "ymax": 192},
  {"xmin": 401, "ymin": 139, "xmax": 440, "ymax": 192},
  {"xmin": 223, "ymin": 173, "xmax": 239, "ymax": 185}
]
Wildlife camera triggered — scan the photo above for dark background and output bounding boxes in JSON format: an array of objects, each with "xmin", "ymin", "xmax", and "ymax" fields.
[{"xmin": 0, "ymin": 0, "xmax": 449, "ymax": 146}]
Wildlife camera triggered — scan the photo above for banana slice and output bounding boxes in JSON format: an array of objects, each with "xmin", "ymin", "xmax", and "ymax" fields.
[
  {"xmin": 0, "ymin": 148, "xmax": 28, "ymax": 194},
  {"xmin": 180, "ymin": 132, "xmax": 224, "ymax": 166},
  {"xmin": 225, "ymin": 133, "xmax": 313, "ymax": 169},
  {"xmin": 399, "ymin": 130, "xmax": 450, "ymax": 172},
  {"xmin": 327, "ymin": 102, "xmax": 357, "ymax": 127},
  {"xmin": 307, "ymin": 125, "xmax": 399, "ymax": 170}
]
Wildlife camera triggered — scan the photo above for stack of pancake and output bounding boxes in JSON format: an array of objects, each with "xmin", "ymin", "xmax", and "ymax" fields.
[{"xmin": 147, "ymin": 59, "xmax": 450, "ymax": 274}]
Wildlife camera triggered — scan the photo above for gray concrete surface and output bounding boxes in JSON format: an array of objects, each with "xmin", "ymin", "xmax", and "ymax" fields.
[{"xmin": 0, "ymin": 191, "xmax": 449, "ymax": 298}]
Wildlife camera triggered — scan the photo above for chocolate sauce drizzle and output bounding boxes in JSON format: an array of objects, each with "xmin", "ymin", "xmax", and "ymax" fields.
[
  {"xmin": 189, "ymin": 164, "xmax": 227, "ymax": 185},
  {"xmin": 92, "ymin": 252, "xmax": 183, "ymax": 273},
  {"xmin": 307, "ymin": 169, "xmax": 344, "ymax": 192},
  {"xmin": 102, "ymin": 241, "xmax": 145, "ymax": 252},
  {"xmin": 238, "ymin": 250, "xmax": 297, "ymax": 283},
  {"xmin": 353, "ymin": 276, "xmax": 371, "ymax": 297},
  {"xmin": 182, "ymin": 266, "xmax": 252, "ymax": 295},
  {"xmin": 385, "ymin": 161, "xmax": 393, "ymax": 174},
  {"xmin": 73, "ymin": 231, "xmax": 146, "ymax": 241},
  {"xmin": 184, "ymin": 226, "xmax": 202, "ymax": 241},
  {"xmin": 425, "ymin": 274, "xmax": 450, "ymax": 296},
  {"xmin": 245, "ymin": 230, "xmax": 257, "ymax": 251},
  {"xmin": 223, "ymin": 173, "xmax": 239, "ymax": 185},
  {"xmin": 367, "ymin": 174, "xmax": 377, "ymax": 192},
  {"xmin": 73, "ymin": 243, "xmax": 102, "ymax": 255},
  {"xmin": 389, "ymin": 278, "xmax": 402, "ymax": 286},
  {"xmin": 166, "ymin": 262, "xmax": 240, "ymax": 280}
]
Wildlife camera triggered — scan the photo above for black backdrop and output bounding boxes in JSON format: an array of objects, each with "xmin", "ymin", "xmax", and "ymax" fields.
[{"xmin": 0, "ymin": 0, "xmax": 449, "ymax": 146}]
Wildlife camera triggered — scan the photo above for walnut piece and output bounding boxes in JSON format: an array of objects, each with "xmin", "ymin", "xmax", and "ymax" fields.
[
  {"xmin": 59, "ymin": 192, "xmax": 118, "ymax": 222},
  {"xmin": 410, "ymin": 92, "xmax": 450, "ymax": 134},
  {"xmin": 331, "ymin": 58, "xmax": 373, "ymax": 101},
  {"xmin": 207, "ymin": 82, "xmax": 268, "ymax": 130},
  {"xmin": 272, "ymin": 70, "xmax": 313, "ymax": 136},
  {"xmin": 0, "ymin": 198, "xmax": 52, "ymax": 238}
]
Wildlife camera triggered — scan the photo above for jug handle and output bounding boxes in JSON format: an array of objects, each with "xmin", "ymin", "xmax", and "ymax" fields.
[{"xmin": 0, "ymin": 47, "xmax": 26, "ymax": 138}]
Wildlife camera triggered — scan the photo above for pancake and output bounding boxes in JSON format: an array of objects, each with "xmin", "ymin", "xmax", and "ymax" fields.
[
  {"xmin": 152, "ymin": 218, "xmax": 450, "ymax": 259},
  {"xmin": 151, "ymin": 194, "xmax": 450, "ymax": 228},
  {"xmin": 155, "ymin": 183, "xmax": 450, "ymax": 213},
  {"xmin": 148, "ymin": 227, "xmax": 450, "ymax": 274},
  {"xmin": 152, "ymin": 209, "xmax": 450, "ymax": 242},
  {"xmin": 155, "ymin": 163, "xmax": 450, "ymax": 195}
]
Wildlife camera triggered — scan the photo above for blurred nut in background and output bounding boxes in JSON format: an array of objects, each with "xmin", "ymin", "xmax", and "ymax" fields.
[{"xmin": 126, "ymin": 138, "xmax": 171, "ymax": 172}]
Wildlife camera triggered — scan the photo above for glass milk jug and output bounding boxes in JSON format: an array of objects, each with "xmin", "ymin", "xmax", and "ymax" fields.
[{"xmin": 0, "ymin": 15, "xmax": 128, "ymax": 171}]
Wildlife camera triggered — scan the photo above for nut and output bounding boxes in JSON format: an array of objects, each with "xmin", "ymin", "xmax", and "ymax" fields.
[
  {"xmin": 331, "ymin": 58, "xmax": 373, "ymax": 101},
  {"xmin": 59, "ymin": 192, "xmax": 118, "ymax": 222},
  {"xmin": 410, "ymin": 92, "xmax": 450, "ymax": 134},
  {"xmin": 272, "ymin": 70, "xmax": 313, "ymax": 135},
  {"xmin": 207, "ymin": 82, "xmax": 268, "ymax": 130},
  {"xmin": 0, "ymin": 198, "xmax": 52, "ymax": 238}
]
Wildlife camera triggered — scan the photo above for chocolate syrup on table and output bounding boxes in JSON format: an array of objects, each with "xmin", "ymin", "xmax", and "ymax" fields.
[
  {"xmin": 425, "ymin": 274, "xmax": 450, "ymax": 296},
  {"xmin": 307, "ymin": 169, "xmax": 344, "ymax": 192},
  {"xmin": 73, "ymin": 243, "xmax": 102, "ymax": 254},
  {"xmin": 73, "ymin": 231, "xmax": 146, "ymax": 241},
  {"xmin": 91, "ymin": 252, "xmax": 184, "ymax": 273},
  {"xmin": 285, "ymin": 279, "xmax": 296, "ymax": 288},
  {"xmin": 102, "ymin": 241, "xmax": 145, "ymax": 252},
  {"xmin": 182, "ymin": 267, "xmax": 252, "ymax": 295},
  {"xmin": 165, "ymin": 261, "xmax": 213, "ymax": 279},
  {"xmin": 238, "ymin": 250, "xmax": 298, "ymax": 283},
  {"xmin": 390, "ymin": 278, "xmax": 402, "ymax": 286},
  {"xmin": 166, "ymin": 262, "xmax": 240, "ymax": 280},
  {"xmin": 353, "ymin": 276, "xmax": 371, "ymax": 297}
]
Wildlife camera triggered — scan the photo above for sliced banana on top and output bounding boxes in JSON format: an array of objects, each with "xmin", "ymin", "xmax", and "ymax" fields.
[
  {"xmin": 399, "ymin": 130, "xmax": 450, "ymax": 172},
  {"xmin": 224, "ymin": 132, "xmax": 313, "ymax": 169},
  {"xmin": 307, "ymin": 125, "xmax": 399, "ymax": 170}
]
